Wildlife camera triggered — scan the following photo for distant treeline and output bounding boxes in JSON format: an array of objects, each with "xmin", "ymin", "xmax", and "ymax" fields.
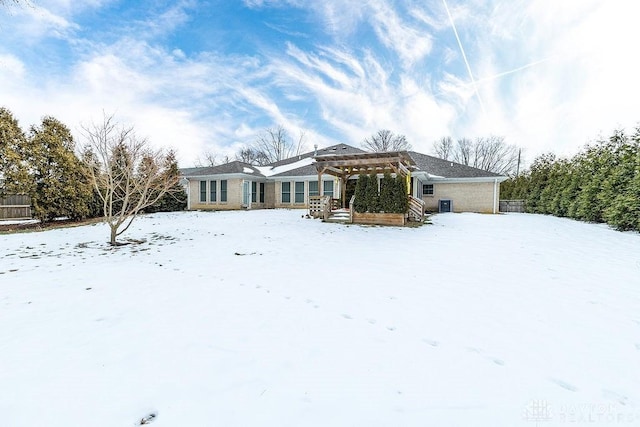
[{"xmin": 501, "ymin": 128, "xmax": 640, "ymax": 232}]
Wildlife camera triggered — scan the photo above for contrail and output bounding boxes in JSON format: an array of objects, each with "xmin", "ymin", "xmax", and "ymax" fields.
[
  {"xmin": 472, "ymin": 56, "xmax": 554, "ymax": 85},
  {"xmin": 442, "ymin": 0, "xmax": 486, "ymax": 114}
]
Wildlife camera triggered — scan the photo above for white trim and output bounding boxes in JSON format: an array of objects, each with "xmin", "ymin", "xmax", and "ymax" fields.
[{"xmin": 493, "ymin": 178, "xmax": 498, "ymax": 214}]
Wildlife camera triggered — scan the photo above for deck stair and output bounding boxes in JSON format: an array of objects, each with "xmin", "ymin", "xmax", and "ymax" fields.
[{"xmin": 324, "ymin": 209, "xmax": 351, "ymax": 223}]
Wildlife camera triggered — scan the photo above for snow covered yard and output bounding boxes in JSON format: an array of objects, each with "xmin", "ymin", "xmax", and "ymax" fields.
[{"xmin": 1, "ymin": 210, "xmax": 639, "ymax": 427}]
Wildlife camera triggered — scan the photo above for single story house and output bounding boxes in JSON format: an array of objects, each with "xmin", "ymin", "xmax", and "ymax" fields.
[{"xmin": 181, "ymin": 143, "xmax": 507, "ymax": 214}]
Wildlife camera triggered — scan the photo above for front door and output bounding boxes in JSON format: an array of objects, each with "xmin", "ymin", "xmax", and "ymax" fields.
[{"xmin": 242, "ymin": 180, "xmax": 251, "ymax": 208}]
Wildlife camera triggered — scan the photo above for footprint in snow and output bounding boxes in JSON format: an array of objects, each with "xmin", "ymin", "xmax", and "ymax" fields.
[
  {"xmin": 367, "ymin": 318, "xmax": 377, "ymax": 324},
  {"xmin": 386, "ymin": 326, "xmax": 396, "ymax": 332},
  {"xmin": 139, "ymin": 412, "xmax": 157, "ymax": 425},
  {"xmin": 635, "ymin": 343, "xmax": 640, "ymax": 351},
  {"xmin": 491, "ymin": 358, "xmax": 505, "ymax": 366},
  {"xmin": 602, "ymin": 389, "xmax": 630, "ymax": 406},
  {"xmin": 550, "ymin": 378, "xmax": 578, "ymax": 392},
  {"xmin": 422, "ymin": 339, "xmax": 439, "ymax": 347},
  {"xmin": 341, "ymin": 314, "xmax": 353, "ymax": 320}
]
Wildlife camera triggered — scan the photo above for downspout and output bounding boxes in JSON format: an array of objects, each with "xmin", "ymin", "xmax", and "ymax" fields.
[{"xmin": 492, "ymin": 178, "xmax": 498, "ymax": 214}]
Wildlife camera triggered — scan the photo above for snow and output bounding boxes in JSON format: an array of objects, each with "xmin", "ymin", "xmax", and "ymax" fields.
[
  {"xmin": 0, "ymin": 219, "xmax": 39, "ymax": 225},
  {"xmin": 256, "ymin": 157, "xmax": 314, "ymax": 177},
  {"xmin": 243, "ymin": 167, "xmax": 254, "ymax": 174},
  {"xmin": 1, "ymin": 210, "xmax": 639, "ymax": 426}
]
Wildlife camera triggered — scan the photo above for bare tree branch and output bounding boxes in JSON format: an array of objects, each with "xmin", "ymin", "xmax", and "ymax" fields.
[
  {"xmin": 250, "ymin": 125, "xmax": 307, "ymax": 164},
  {"xmin": 361, "ymin": 129, "xmax": 411, "ymax": 152},
  {"xmin": 433, "ymin": 136, "xmax": 453, "ymax": 160},
  {"xmin": 194, "ymin": 149, "xmax": 219, "ymax": 167},
  {"xmin": 436, "ymin": 135, "xmax": 521, "ymax": 175}
]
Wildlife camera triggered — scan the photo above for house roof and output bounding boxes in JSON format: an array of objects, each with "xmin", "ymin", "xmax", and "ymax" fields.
[
  {"xmin": 181, "ymin": 161, "xmax": 264, "ymax": 177},
  {"xmin": 180, "ymin": 144, "xmax": 504, "ymax": 180},
  {"xmin": 407, "ymin": 151, "xmax": 503, "ymax": 178}
]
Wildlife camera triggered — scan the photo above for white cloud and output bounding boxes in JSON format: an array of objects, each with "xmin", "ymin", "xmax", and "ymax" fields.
[
  {"xmin": 368, "ymin": 0, "xmax": 433, "ymax": 68},
  {"xmin": 0, "ymin": 54, "xmax": 26, "ymax": 78}
]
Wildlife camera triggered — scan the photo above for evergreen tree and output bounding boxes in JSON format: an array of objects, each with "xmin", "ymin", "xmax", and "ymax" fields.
[
  {"xmin": 145, "ymin": 150, "xmax": 187, "ymax": 212},
  {"xmin": 602, "ymin": 129, "xmax": 640, "ymax": 230},
  {"xmin": 353, "ymin": 174, "xmax": 368, "ymax": 213},
  {"xmin": 525, "ymin": 153, "xmax": 556, "ymax": 213},
  {"xmin": 392, "ymin": 175, "xmax": 409, "ymax": 213},
  {"xmin": 26, "ymin": 116, "xmax": 93, "ymax": 221},
  {"xmin": 0, "ymin": 107, "xmax": 31, "ymax": 197},
  {"xmin": 379, "ymin": 172, "xmax": 394, "ymax": 212},
  {"xmin": 365, "ymin": 173, "xmax": 380, "ymax": 212}
]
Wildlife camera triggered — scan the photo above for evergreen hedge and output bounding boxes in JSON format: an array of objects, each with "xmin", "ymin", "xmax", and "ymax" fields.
[{"xmin": 500, "ymin": 127, "xmax": 640, "ymax": 232}]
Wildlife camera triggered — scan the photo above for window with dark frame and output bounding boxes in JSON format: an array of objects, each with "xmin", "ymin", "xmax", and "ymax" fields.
[
  {"xmin": 200, "ymin": 181, "xmax": 207, "ymax": 202},
  {"xmin": 294, "ymin": 181, "xmax": 304, "ymax": 203},
  {"xmin": 210, "ymin": 180, "xmax": 217, "ymax": 202},
  {"xmin": 281, "ymin": 182, "xmax": 291, "ymax": 203},
  {"xmin": 308, "ymin": 181, "xmax": 318, "ymax": 197},
  {"xmin": 323, "ymin": 180, "xmax": 334, "ymax": 197},
  {"xmin": 220, "ymin": 180, "xmax": 228, "ymax": 202},
  {"xmin": 251, "ymin": 181, "xmax": 257, "ymax": 203},
  {"xmin": 259, "ymin": 182, "xmax": 265, "ymax": 203},
  {"xmin": 422, "ymin": 184, "xmax": 434, "ymax": 195}
]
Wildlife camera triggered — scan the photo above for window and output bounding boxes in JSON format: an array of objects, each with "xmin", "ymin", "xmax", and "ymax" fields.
[
  {"xmin": 210, "ymin": 180, "xmax": 217, "ymax": 202},
  {"xmin": 200, "ymin": 181, "xmax": 207, "ymax": 202},
  {"xmin": 251, "ymin": 181, "xmax": 257, "ymax": 203},
  {"xmin": 295, "ymin": 181, "xmax": 304, "ymax": 203},
  {"xmin": 220, "ymin": 180, "xmax": 228, "ymax": 202},
  {"xmin": 323, "ymin": 180, "xmax": 334, "ymax": 197},
  {"xmin": 259, "ymin": 182, "xmax": 265, "ymax": 203},
  {"xmin": 308, "ymin": 181, "xmax": 318, "ymax": 197},
  {"xmin": 422, "ymin": 184, "xmax": 434, "ymax": 195},
  {"xmin": 281, "ymin": 182, "xmax": 291, "ymax": 203}
]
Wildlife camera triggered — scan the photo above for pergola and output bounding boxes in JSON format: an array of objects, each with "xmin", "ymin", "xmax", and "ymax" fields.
[{"xmin": 313, "ymin": 151, "xmax": 416, "ymax": 208}]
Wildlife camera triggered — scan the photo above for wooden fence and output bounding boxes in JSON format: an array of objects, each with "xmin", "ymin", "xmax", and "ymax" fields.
[
  {"xmin": 0, "ymin": 195, "xmax": 32, "ymax": 220},
  {"xmin": 499, "ymin": 199, "xmax": 526, "ymax": 213}
]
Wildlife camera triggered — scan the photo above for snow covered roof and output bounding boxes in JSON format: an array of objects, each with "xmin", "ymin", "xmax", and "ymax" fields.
[
  {"xmin": 180, "ymin": 161, "xmax": 264, "ymax": 177},
  {"xmin": 256, "ymin": 157, "xmax": 315, "ymax": 177}
]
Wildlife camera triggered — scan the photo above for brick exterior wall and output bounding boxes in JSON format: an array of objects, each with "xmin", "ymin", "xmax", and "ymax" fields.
[{"xmin": 421, "ymin": 181, "xmax": 498, "ymax": 213}]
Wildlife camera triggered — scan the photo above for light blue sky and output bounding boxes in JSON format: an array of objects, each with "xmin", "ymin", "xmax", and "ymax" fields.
[{"xmin": 1, "ymin": 0, "xmax": 639, "ymax": 167}]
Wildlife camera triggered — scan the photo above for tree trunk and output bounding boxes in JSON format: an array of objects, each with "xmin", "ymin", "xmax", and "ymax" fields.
[{"xmin": 110, "ymin": 225, "xmax": 118, "ymax": 245}]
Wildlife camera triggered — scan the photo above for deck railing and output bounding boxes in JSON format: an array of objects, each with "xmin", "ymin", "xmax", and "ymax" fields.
[
  {"xmin": 309, "ymin": 195, "xmax": 332, "ymax": 220},
  {"xmin": 408, "ymin": 195, "xmax": 425, "ymax": 222}
]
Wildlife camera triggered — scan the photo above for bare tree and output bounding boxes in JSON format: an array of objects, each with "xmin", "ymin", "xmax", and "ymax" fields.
[
  {"xmin": 194, "ymin": 149, "xmax": 219, "ymax": 167},
  {"xmin": 437, "ymin": 135, "xmax": 521, "ymax": 175},
  {"xmin": 453, "ymin": 137, "xmax": 473, "ymax": 166},
  {"xmin": 81, "ymin": 114, "xmax": 180, "ymax": 245},
  {"xmin": 433, "ymin": 136, "xmax": 453, "ymax": 160},
  {"xmin": 361, "ymin": 129, "xmax": 411, "ymax": 152},
  {"xmin": 235, "ymin": 146, "xmax": 268, "ymax": 165},
  {"xmin": 252, "ymin": 125, "xmax": 306, "ymax": 164}
]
